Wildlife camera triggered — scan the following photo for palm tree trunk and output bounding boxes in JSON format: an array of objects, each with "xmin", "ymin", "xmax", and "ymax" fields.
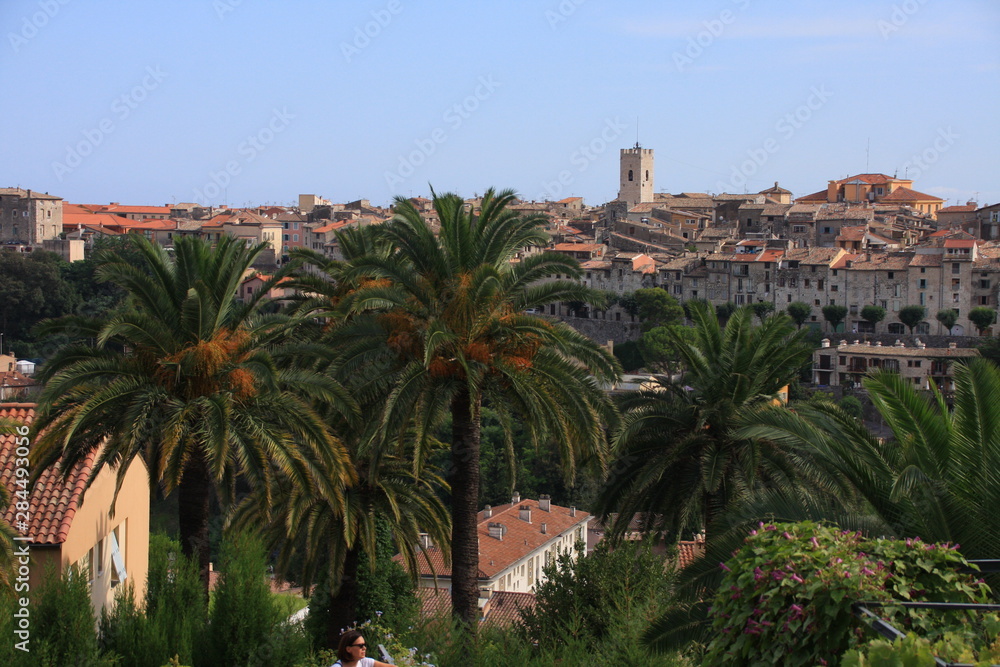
[
  {"xmin": 450, "ymin": 386, "xmax": 482, "ymax": 630},
  {"xmin": 178, "ymin": 454, "xmax": 212, "ymax": 597},
  {"xmin": 327, "ymin": 547, "xmax": 361, "ymax": 648}
]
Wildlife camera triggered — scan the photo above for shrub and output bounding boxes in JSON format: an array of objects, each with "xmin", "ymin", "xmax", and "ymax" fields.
[
  {"xmin": 32, "ymin": 564, "xmax": 102, "ymax": 666},
  {"xmin": 519, "ymin": 540, "xmax": 674, "ymax": 651},
  {"xmin": 99, "ymin": 581, "xmax": 168, "ymax": 667},
  {"xmin": 145, "ymin": 534, "xmax": 206, "ymax": 663},
  {"xmin": 703, "ymin": 522, "xmax": 991, "ymax": 667},
  {"xmin": 202, "ymin": 530, "xmax": 308, "ymax": 667},
  {"xmin": 842, "ymin": 627, "xmax": 1000, "ymax": 666}
]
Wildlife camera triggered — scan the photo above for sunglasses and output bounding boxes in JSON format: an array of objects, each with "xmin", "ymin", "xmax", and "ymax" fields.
[{"xmin": 351, "ymin": 643, "xmax": 367, "ymax": 649}]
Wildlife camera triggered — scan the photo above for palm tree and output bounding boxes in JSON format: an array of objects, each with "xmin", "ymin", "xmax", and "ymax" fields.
[
  {"xmin": 31, "ymin": 235, "xmax": 356, "ymax": 592},
  {"xmin": 339, "ymin": 188, "xmax": 620, "ymax": 628},
  {"xmin": 738, "ymin": 358, "xmax": 1000, "ymax": 560},
  {"xmin": 596, "ymin": 301, "xmax": 815, "ymax": 539},
  {"xmin": 232, "ymin": 414, "xmax": 451, "ymax": 646}
]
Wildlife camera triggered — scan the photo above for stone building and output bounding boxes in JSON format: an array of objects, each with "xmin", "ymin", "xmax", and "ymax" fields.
[
  {"xmin": 0, "ymin": 188, "xmax": 63, "ymax": 245},
  {"xmin": 812, "ymin": 338, "xmax": 979, "ymax": 392}
]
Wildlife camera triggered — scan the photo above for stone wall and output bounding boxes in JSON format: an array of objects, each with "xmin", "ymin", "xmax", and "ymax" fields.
[{"xmin": 560, "ymin": 315, "xmax": 641, "ymax": 345}]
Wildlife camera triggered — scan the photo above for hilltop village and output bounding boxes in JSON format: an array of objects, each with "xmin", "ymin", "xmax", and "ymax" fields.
[{"xmin": 5, "ymin": 148, "xmax": 995, "ymax": 344}]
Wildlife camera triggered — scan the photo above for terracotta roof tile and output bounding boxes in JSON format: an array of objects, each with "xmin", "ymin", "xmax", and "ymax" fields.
[
  {"xmin": 879, "ymin": 187, "xmax": 944, "ymax": 203},
  {"xmin": 401, "ymin": 499, "xmax": 590, "ymax": 581},
  {"xmin": 0, "ymin": 404, "xmax": 97, "ymax": 545}
]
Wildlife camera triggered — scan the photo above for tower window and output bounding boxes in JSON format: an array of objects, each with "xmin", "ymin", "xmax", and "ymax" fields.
[
  {"xmin": 645, "ymin": 170, "xmax": 649, "ymax": 181},
  {"xmin": 628, "ymin": 170, "xmax": 633, "ymax": 182}
]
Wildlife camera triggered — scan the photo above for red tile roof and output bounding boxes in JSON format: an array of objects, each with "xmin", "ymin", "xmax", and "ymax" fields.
[
  {"xmin": 795, "ymin": 190, "xmax": 829, "ymax": 203},
  {"xmin": 879, "ymin": 187, "xmax": 944, "ymax": 203},
  {"xmin": 402, "ymin": 499, "xmax": 590, "ymax": 580},
  {"xmin": 677, "ymin": 539, "xmax": 706, "ymax": 569},
  {"xmin": 835, "ymin": 173, "xmax": 896, "ymax": 185},
  {"xmin": 938, "ymin": 205, "xmax": 977, "ymax": 213},
  {"xmin": 414, "ymin": 588, "xmax": 536, "ymax": 627},
  {"xmin": 0, "ymin": 404, "xmax": 97, "ymax": 545},
  {"xmin": 944, "ymin": 239, "xmax": 976, "ymax": 248}
]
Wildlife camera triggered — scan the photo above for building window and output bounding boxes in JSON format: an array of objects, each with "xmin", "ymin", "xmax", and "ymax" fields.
[
  {"xmin": 293, "ymin": 234, "xmax": 299, "ymax": 242},
  {"xmin": 919, "ymin": 279, "xmax": 927, "ymax": 289},
  {"xmin": 981, "ymin": 280, "xmax": 991, "ymax": 289},
  {"xmin": 831, "ymin": 285, "xmax": 839, "ymax": 292},
  {"xmin": 628, "ymin": 170, "xmax": 634, "ymax": 182},
  {"xmin": 953, "ymin": 263, "xmax": 960, "ymax": 274},
  {"xmin": 817, "ymin": 279, "xmax": 824, "ymax": 289}
]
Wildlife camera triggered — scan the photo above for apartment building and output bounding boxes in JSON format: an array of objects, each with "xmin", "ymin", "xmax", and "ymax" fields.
[
  {"xmin": 402, "ymin": 494, "xmax": 591, "ymax": 599},
  {"xmin": 813, "ymin": 339, "xmax": 979, "ymax": 392}
]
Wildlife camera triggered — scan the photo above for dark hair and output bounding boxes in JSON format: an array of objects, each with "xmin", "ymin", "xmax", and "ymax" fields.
[{"xmin": 337, "ymin": 629, "xmax": 364, "ymax": 662}]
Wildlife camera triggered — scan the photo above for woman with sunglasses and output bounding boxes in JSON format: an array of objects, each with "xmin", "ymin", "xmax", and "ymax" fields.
[{"xmin": 331, "ymin": 629, "xmax": 393, "ymax": 667}]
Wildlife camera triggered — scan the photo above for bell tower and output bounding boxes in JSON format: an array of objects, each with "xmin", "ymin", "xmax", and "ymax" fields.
[{"xmin": 618, "ymin": 143, "xmax": 654, "ymax": 209}]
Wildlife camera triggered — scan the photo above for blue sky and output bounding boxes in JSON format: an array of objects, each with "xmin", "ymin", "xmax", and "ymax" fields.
[{"xmin": 2, "ymin": 0, "xmax": 998, "ymax": 209}]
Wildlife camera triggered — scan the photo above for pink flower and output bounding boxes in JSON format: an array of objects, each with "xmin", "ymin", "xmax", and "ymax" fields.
[
  {"xmin": 791, "ymin": 573, "xmax": 804, "ymax": 584},
  {"xmin": 811, "ymin": 536, "xmax": 820, "ymax": 548},
  {"xmin": 719, "ymin": 562, "xmax": 732, "ymax": 572}
]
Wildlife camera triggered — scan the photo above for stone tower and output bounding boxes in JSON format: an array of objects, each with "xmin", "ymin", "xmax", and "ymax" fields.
[{"xmin": 618, "ymin": 144, "xmax": 654, "ymax": 209}]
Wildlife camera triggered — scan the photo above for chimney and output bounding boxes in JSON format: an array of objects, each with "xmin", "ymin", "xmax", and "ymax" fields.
[
  {"xmin": 484, "ymin": 505, "xmax": 492, "ymax": 519},
  {"xmin": 541, "ymin": 523, "xmax": 547, "ymax": 535},
  {"xmin": 570, "ymin": 506, "xmax": 577, "ymax": 517},
  {"xmin": 820, "ymin": 338, "xmax": 830, "ymax": 348},
  {"xmin": 488, "ymin": 522, "xmax": 504, "ymax": 540},
  {"xmin": 840, "ymin": 340, "xmax": 848, "ymax": 347},
  {"xmin": 539, "ymin": 495, "xmax": 551, "ymax": 512},
  {"xmin": 519, "ymin": 505, "xmax": 532, "ymax": 523},
  {"xmin": 949, "ymin": 342, "xmax": 957, "ymax": 349},
  {"xmin": 511, "ymin": 491, "xmax": 520, "ymax": 504}
]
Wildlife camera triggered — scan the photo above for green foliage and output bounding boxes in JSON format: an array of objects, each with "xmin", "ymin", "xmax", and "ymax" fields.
[
  {"xmin": 99, "ymin": 582, "xmax": 168, "ymax": 667},
  {"xmin": 0, "ymin": 250, "xmax": 80, "ymax": 356},
  {"xmin": 937, "ymin": 308, "xmax": 959, "ymax": 334},
  {"xmin": 703, "ymin": 522, "xmax": 992, "ymax": 667},
  {"xmin": 787, "ymin": 301, "xmax": 812, "ymax": 328},
  {"xmin": 634, "ymin": 288, "xmax": 684, "ymax": 332},
  {"xmin": 899, "ymin": 305, "xmax": 927, "ymax": 333},
  {"xmin": 861, "ymin": 305, "xmax": 887, "ymax": 327},
  {"xmin": 750, "ymin": 301, "xmax": 775, "ymax": 322},
  {"xmin": 32, "ymin": 564, "xmax": 101, "ymax": 665},
  {"xmin": 619, "ymin": 292, "xmax": 639, "ymax": 317},
  {"xmin": 823, "ymin": 304, "xmax": 849, "ymax": 331},
  {"xmin": 145, "ymin": 534, "xmax": 206, "ymax": 663},
  {"xmin": 838, "ymin": 395, "xmax": 864, "ymax": 420},
  {"xmin": 978, "ymin": 337, "xmax": 1000, "ymax": 367},
  {"xmin": 843, "ymin": 629, "xmax": 1000, "ymax": 666},
  {"xmin": 969, "ymin": 307, "xmax": 997, "ymax": 335},
  {"xmin": 639, "ymin": 324, "xmax": 696, "ymax": 373},
  {"xmin": 599, "ymin": 301, "xmax": 814, "ymax": 538},
  {"xmin": 715, "ymin": 301, "xmax": 737, "ymax": 322},
  {"xmin": 614, "ymin": 339, "xmax": 646, "ymax": 372},
  {"xmin": 203, "ymin": 531, "xmax": 306, "ymax": 667},
  {"xmin": 519, "ymin": 540, "xmax": 675, "ymax": 651}
]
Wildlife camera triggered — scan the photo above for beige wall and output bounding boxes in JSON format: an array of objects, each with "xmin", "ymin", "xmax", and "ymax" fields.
[{"xmin": 62, "ymin": 458, "xmax": 150, "ymax": 614}]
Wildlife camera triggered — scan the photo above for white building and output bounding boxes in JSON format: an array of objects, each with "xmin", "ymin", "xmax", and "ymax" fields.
[{"xmin": 402, "ymin": 494, "xmax": 591, "ymax": 602}]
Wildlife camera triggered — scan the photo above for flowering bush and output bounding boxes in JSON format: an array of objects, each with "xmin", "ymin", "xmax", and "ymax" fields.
[{"xmin": 702, "ymin": 522, "xmax": 992, "ymax": 666}]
